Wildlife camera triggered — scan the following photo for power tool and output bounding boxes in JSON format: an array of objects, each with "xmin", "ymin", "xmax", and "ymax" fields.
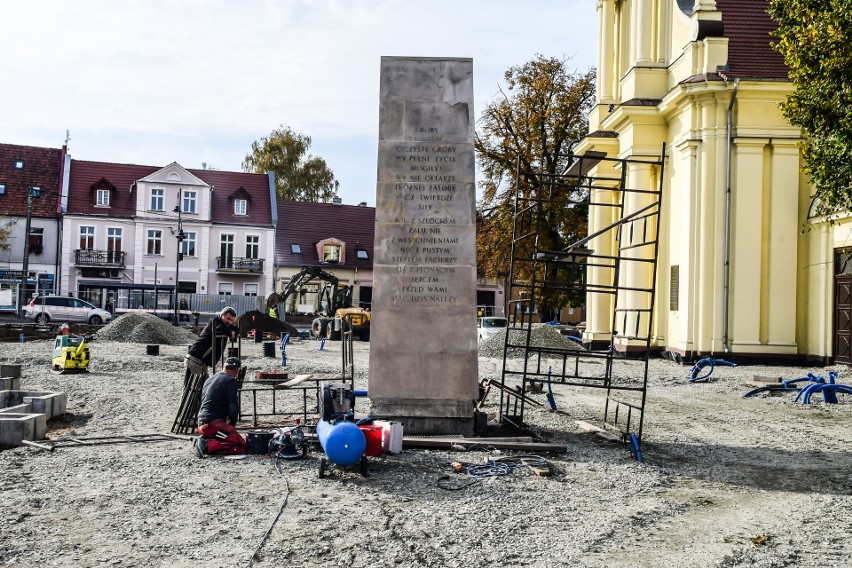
[{"xmin": 52, "ymin": 333, "xmax": 97, "ymax": 374}]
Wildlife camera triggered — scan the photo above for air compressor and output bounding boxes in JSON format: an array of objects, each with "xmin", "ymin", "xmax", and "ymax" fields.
[{"xmin": 316, "ymin": 383, "xmax": 369, "ymax": 478}]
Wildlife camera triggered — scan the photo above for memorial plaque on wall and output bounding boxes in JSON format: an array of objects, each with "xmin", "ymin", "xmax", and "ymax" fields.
[{"xmin": 369, "ymin": 56, "xmax": 478, "ymax": 435}]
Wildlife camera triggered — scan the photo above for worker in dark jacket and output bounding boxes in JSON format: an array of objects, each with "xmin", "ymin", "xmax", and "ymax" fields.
[
  {"xmin": 194, "ymin": 357, "xmax": 248, "ymax": 457},
  {"xmin": 184, "ymin": 306, "xmax": 238, "ymax": 384}
]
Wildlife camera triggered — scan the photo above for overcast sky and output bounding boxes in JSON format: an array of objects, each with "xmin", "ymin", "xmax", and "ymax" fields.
[{"xmin": 2, "ymin": 1, "xmax": 597, "ymax": 207}]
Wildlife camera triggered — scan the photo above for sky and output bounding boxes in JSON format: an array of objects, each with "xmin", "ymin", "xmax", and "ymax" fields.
[{"xmin": 2, "ymin": 1, "xmax": 597, "ymax": 207}]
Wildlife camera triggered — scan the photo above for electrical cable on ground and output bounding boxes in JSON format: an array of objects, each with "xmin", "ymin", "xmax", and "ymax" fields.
[
  {"xmin": 436, "ymin": 455, "xmax": 551, "ymax": 490},
  {"xmin": 246, "ymin": 456, "xmax": 291, "ymax": 567}
]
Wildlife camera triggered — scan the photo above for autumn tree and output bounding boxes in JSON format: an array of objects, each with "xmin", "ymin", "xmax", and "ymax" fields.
[
  {"xmin": 769, "ymin": 0, "xmax": 852, "ymax": 219},
  {"xmin": 243, "ymin": 125, "xmax": 339, "ymax": 202},
  {"xmin": 475, "ymin": 55, "xmax": 595, "ymax": 310}
]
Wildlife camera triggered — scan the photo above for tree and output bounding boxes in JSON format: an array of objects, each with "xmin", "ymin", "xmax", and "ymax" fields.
[
  {"xmin": 769, "ymin": 0, "xmax": 852, "ymax": 219},
  {"xmin": 242, "ymin": 125, "xmax": 340, "ymax": 202},
  {"xmin": 0, "ymin": 223, "xmax": 10, "ymax": 252},
  {"xmin": 475, "ymin": 55, "xmax": 596, "ymax": 310}
]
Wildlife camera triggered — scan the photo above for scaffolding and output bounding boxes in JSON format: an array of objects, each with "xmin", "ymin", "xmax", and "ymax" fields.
[{"xmin": 498, "ymin": 145, "xmax": 665, "ymax": 442}]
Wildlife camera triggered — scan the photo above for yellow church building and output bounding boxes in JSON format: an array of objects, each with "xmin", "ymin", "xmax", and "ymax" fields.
[{"xmin": 577, "ymin": 0, "xmax": 848, "ymax": 365}]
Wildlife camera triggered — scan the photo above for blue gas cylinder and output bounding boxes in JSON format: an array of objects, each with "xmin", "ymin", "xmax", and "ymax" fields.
[{"xmin": 316, "ymin": 420, "xmax": 366, "ymax": 466}]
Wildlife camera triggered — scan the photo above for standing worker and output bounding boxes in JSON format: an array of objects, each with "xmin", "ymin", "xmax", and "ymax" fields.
[
  {"xmin": 183, "ymin": 306, "xmax": 239, "ymax": 385},
  {"xmin": 194, "ymin": 357, "xmax": 249, "ymax": 457}
]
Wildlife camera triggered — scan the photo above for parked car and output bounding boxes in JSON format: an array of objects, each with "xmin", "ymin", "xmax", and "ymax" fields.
[
  {"xmin": 25, "ymin": 295, "xmax": 113, "ymax": 325},
  {"xmin": 477, "ymin": 316, "xmax": 508, "ymax": 341}
]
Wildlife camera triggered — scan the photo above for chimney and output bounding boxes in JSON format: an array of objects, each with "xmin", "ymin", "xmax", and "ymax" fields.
[
  {"xmin": 332, "ymin": 197, "xmax": 342, "ymax": 205},
  {"xmin": 202, "ymin": 162, "xmax": 207, "ymax": 170}
]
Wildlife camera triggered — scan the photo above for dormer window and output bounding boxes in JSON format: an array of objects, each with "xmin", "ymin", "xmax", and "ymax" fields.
[
  {"xmin": 234, "ymin": 199, "xmax": 247, "ymax": 215},
  {"xmin": 96, "ymin": 189, "xmax": 110, "ymax": 206},
  {"xmin": 323, "ymin": 244, "xmax": 341, "ymax": 264},
  {"xmin": 317, "ymin": 238, "xmax": 345, "ymax": 264}
]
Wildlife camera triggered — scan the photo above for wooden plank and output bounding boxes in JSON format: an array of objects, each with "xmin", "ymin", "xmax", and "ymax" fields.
[
  {"xmin": 575, "ymin": 420, "xmax": 621, "ymax": 442},
  {"xmin": 752, "ymin": 375, "xmax": 783, "ymax": 384},
  {"xmin": 402, "ymin": 436, "xmax": 567, "ymax": 452}
]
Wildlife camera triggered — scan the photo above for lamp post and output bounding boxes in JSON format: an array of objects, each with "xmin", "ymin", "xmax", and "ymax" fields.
[
  {"xmin": 173, "ymin": 190, "xmax": 184, "ymax": 325},
  {"xmin": 17, "ymin": 185, "xmax": 41, "ymax": 318}
]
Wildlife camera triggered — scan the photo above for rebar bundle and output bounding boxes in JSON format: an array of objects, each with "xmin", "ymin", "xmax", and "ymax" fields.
[{"xmin": 172, "ymin": 373, "xmax": 205, "ymax": 435}]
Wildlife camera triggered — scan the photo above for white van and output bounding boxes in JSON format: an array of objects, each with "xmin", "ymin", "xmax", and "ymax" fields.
[
  {"xmin": 477, "ymin": 316, "xmax": 508, "ymax": 341},
  {"xmin": 25, "ymin": 295, "xmax": 113, "ymax": 325}
]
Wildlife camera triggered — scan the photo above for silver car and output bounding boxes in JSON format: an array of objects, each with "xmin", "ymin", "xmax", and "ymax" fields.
[
  {"xmin": 25, "ymin": 295, "xmax": 113, "ymax": 325},
  {"xmin": 477, "ymin": 316, "xmax": 508, "ymax": 341}
]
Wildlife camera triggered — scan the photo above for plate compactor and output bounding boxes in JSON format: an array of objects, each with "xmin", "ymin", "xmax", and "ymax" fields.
[{"xmin": 52, "ymin": 334, "xmax": 95, "ymax": 374}]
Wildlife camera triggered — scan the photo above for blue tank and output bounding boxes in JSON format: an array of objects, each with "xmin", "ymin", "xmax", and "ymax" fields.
[{"xmin": 316, "ymin": 420, "xmax": 366, "ymax": 466}]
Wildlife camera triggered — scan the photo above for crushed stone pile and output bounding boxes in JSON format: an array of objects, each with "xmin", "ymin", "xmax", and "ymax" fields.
[
  {"xmin": 478, "ymin": 324, "xmax": 585, "ymax": 359},
  {"xmin": 96, "ymin": 312, "xmax": 199, "ymax": 345}
]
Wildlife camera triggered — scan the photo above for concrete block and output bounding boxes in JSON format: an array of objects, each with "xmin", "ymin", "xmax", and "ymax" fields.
[
  {"xmin": 0, "ymin": 377, "xmax": 21, "ymax": 391},
  {"xmin": 0, "ymin": 364, "xmax": 21, "ymax": 379},
  {"xmin": 23, "ymin": 391, "xmax": 67, "ymax": 418},
  {"xmin": 0, "ymin": 413, "xmax": 47, "ymax": 446}
]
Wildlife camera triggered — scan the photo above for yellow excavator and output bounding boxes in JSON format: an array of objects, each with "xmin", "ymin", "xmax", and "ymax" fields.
[{"xmin": 52, "ymin": 333, "xmax": 96, "ymax": 374}]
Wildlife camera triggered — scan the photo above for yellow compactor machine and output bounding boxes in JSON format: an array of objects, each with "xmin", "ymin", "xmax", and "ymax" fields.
[{"xmin": 52, "ymin": 335, "xmax": 93, "ymax": 373}]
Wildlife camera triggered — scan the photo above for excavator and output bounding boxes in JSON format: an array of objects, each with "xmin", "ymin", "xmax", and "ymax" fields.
[{"xmin": 258, "ymin": 266, "xmax": 371, "ymax": 341}]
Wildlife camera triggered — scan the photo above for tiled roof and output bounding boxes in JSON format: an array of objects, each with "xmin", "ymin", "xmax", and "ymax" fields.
[
  {"xmin": 67, "ymin": 160, "xmax": 274, "ymax": 225},
  {"xmin": 275, "ymin": 200, "xmax": 375, "ymax": 269},
  {"xmin": 0, "ymin": 143, "xmax": 64, "ymax": 219},
  {"xmin": 718, "ymin": 0, "xmax": 789, "ymax": 79}
]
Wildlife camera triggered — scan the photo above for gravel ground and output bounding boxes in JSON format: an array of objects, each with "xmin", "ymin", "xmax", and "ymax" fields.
[{"xmin": 2, "ymin": 316, "xmax": 852, "ymax": 567}]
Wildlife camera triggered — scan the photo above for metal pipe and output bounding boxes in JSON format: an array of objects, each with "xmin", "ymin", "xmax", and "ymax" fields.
[{"xmin": 722, "ymin": 78, "xmax": 739, "ymax": 354}]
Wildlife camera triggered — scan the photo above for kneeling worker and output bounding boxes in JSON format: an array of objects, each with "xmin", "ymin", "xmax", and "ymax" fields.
[{"xmin": 194, "ymin": 356, "xmax": 249, "ymax": 457}]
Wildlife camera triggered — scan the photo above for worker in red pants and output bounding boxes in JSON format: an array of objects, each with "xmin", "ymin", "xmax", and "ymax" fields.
[{"xmin": 194, "ymin": 356, "xmax": 248, "ymax": 457}]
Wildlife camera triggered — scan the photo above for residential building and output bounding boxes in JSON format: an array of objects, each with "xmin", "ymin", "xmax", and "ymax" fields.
[
  {"xmin": 0, "ymin": 143, "xmax": 65, "ymax": 308},
  {"xmin": 274, "ymin": 200, "xmax": 375, "ymax": 313},
  {"xmin": 575, "ymin": 1, "xmax": 839, "ymax": 363},
  {"xmin": 62, "ymin": 160, "xmax": 276, "ymax": 311}
]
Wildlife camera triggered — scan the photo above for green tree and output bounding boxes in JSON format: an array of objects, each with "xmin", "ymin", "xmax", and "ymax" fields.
[
  {"xmin": 769, "ymin": 0, "xmax": 852, "ymax": 219},
  {"xmin": 242, "ymin": 125, "xmax": 339, "ymax": 202},
  {"xmin": 475, "ymin": 55, "xmax": 596, "ymax": 310}
]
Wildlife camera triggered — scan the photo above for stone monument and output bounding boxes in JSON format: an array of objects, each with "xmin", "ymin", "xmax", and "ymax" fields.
[{"xmin": 369, "ymin": 56, "xmax": 478, "ymax": 436}]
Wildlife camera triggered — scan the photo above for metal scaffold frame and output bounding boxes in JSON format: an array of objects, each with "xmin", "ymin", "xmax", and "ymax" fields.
[{"xmin": 498, "ymin": 144, "xmax": 666, "ymax": 442}]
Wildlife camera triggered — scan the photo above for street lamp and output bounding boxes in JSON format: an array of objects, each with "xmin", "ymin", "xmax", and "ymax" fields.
[
  {"xmin": 172, "ymin": 190, "xmax": 184, "ymax": 325},
  {"xmin": 17, "ymin": 185, "xmax": 41, "ymax": 318}
]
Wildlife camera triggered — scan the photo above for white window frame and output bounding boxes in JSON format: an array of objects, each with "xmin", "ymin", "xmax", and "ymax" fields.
[
  {"xmin": 150, "ymin": 188, "xmax": 164, "ymax": 211},
  {"xmin": 182, "ymin": 190, "xmax": 197, "ymax": 214},
  {"xmin": 79, "ymin": 226, "xmax": 95, "ymax": 250},
  {"xmin": 244, "ymin": 283, "xmax": 259, "ymax": 297},
  {"xmin": 96, "ymin": 189, "xmax": 110, "ymax": 206},
  {"xmin": 218, "ymin": 282, "xmax": 234, "ymax": 295},
  {"xmin": 181, "ymin": 231, "xmax": 197, "ymax": 257},
  {"xmin": 147, "ymin": 229, "xmax": 162, "ymax": 255},
  {"xmin": 322, "ymin": 244, "xmax": 341, "ymax": 264},
  {"xmin": 245, "ymin": 235, "xmax": 259, "ymax": 259},
  {"xmin": 234, "ymin": 199, "xmax": 247, "ymax": 215}
]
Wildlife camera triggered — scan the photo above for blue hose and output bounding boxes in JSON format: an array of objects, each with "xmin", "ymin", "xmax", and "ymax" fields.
[
  {"xmin": 545, "ymin": 367, "xmax": 556, "ymax": 411},
  {"xmin": 689, "ymin": 358, "xmax": 737, "ymax": 383}
]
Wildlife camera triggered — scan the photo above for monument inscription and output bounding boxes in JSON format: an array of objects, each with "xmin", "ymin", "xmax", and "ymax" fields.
[{"xmin": 369, "ymin": 57, "xmax": 478, "ymax": 435}]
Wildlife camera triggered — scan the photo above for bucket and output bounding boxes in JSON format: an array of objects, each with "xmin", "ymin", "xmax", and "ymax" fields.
[
  {"xmin": 228, "ymin": 347, "xmax": 240, "ymax": 359},
  {"xmin": 359, "ymin": 425, "xmax": 384, "ymax": 457},
  {"xmin": 254, "ymin": 330, "xmax": 263, "ymax": 343},
  {"xmin": 263, "ymin": 341, "xmax": 276, "ymax": 358},
  {"xmin": 146, "ymin": 345, "xmax": 160, "ymax": 356},
  {"xmin": 246, "ymin": 430, "xmax": 274, "ymax": 454}
]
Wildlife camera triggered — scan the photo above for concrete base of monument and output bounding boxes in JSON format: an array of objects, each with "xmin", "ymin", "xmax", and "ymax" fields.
[{"xmin": 369, "ymin": 398, "xmax": 475, "ymax": 437}]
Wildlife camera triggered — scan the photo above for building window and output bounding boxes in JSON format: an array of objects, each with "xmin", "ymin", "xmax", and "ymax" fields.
[
  {"xmin": 150, "ymin": 189, "xmax": 164, "ymax": 211},
  {"xmin": 234, "ymin": 199, "xmax": 247, "ymax": 215},
  {"xmin": 291, "ymin": 244, "xmax": 302, "ymax": 254},
  {"xmin": 96, "ymin": 189, "xmax": 110, "ymax": 206},
  {"xmin": 245, "ymin": 235, "xmax": 259, "ymax": 259},
  {"xmin": 357, "ymin": 249, "xmax": 368, "ymax": 259},
  {"xmin": 0, "ymin": 183, "xmax": 5, "ymax": 195},
  {"xmin": 79, "ymin": 226, "xmax": 95, "ymax": 250},
  {"xmin": 218, "ymin": 282, "xmax": 233, "ymax": 295},
  {"xmin": 323, "ymin": 244, "xmax": 341, "ymax": 264},
  {"xmin": 107, "ymin": 228, "xmax": 123, "ymax": 263},
  {"xmin": 29, "ymin": 227, "xmax": 44, "ymax": 255},
  {"xmin": 14, "ymin": 159, "xmax": 23, "ymax": 170},
  {"xmin": 181, "ymin": 231, "xmax": 196, "ymax": 257},
  {"xmin": 147, "ymin": 229, "xmax": 162, "ymax": 255},
  {"xmin": 244, "ymin": 283, "xmax": 259, "ymax": 296},
  {"xmin": 183, "ymin": 190, "xmax": 197, "ymax": 214}
]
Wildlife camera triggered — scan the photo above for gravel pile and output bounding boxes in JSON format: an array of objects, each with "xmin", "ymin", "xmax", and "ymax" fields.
[
  {"xmin": 95, "ymin": 312, "xmax": 199, "ymax": 345},
  {"xmin": 478, "ymin": 324, "xmax": 585, "ymax": 358}
]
